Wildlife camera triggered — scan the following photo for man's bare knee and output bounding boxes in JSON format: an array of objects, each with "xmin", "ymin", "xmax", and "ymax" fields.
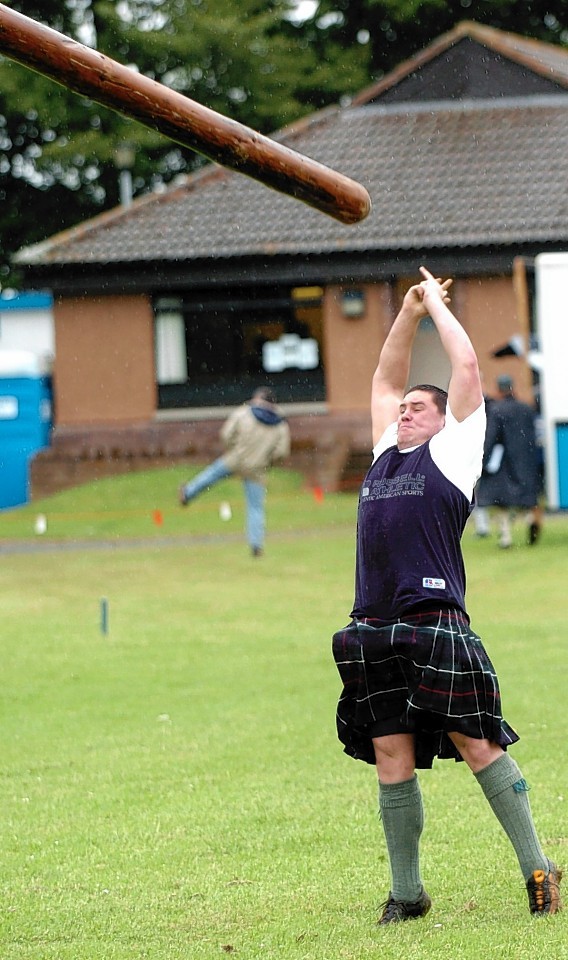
[
  {"xmin": 373, "ymin": 733, "xmax": 416, "ymax": 783},
  {"xmin": 448, "ymin": 732, "xmax": 504, "ymax": 773}
]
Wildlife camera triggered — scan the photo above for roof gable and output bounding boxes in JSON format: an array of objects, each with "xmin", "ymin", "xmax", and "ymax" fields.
[
  {"xmin": 364, "ymin": 37, "xmax": 568, "ymax": 104},
  {"xmin": 353, "ymin": 21, "xmax": 568, "ymax": 105}
]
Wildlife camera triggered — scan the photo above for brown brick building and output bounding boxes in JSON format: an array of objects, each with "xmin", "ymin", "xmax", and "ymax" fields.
[{"xmin": 15, "ymin": 22, "xmax": 568, "ymax": 495}]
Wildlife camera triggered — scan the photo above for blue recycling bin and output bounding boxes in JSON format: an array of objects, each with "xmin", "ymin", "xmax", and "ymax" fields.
[{"xmin": 0, "ymin": 351, "xmax": 53, "ymax": 510}]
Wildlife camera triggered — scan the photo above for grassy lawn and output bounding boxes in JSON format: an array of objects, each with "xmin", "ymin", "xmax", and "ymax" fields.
[
  {"xmin": 1, "ymin": 470, "xmax": 566, "ymax": 958},
  {"xmin": 0, "ymin": 466, "xmax": 357, "ymax": 543}
]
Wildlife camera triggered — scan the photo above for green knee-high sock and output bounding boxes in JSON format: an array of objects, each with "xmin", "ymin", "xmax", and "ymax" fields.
[
  {"xmin": 474, "ymin": 753, "xmax": 548, "ymax": 880},
  {"xmin": 379, "ymin": 775, "xmax": 424, "ymax": 902}
]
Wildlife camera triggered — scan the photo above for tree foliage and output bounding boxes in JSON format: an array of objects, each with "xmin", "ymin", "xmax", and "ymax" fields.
[
  {"xmin": 0, "ymin": 0, "xmax": 368, "ymax": 285},
  {"xmin": 0, "ymin": 0, "xmax": 567, "ymax": 286},
  {"xmin": 299, "ymin": 0, "xmax": 568, "ymax": 81}
]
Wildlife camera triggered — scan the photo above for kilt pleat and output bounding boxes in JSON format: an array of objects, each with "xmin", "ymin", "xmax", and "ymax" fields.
[{"xmin": 332, "ymin": 608, "xmax": 519, "ymax": 769}]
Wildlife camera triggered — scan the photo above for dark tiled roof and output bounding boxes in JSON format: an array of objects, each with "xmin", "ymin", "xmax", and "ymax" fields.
[{"xmin": 16, "ymin": 24, "xmax": 568, "ymax": 270}]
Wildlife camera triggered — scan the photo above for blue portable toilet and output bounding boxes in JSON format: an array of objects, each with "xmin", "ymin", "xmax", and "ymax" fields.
[
  {"xmin": 0, "ymin": 350, "xmax": 53, "ymax": 510},
  {"xmin": 557, "ymin": 424, "xmax": 568, "ymax": 510}
]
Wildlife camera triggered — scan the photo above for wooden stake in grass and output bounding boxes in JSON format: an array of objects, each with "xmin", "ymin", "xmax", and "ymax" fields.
[{"xmin": 100, "ymin": 597, "xmax": 109, "ymax": 635}]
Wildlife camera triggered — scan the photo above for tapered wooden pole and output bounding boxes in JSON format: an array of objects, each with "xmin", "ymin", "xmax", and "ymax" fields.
[{"xmin": 0, "ymin": 4, "xmax": 371, "ymax": 224}]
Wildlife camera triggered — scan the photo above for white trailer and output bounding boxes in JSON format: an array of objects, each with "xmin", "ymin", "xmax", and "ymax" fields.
[
  {"xmin": 535, "ymin": 252, "xmax": 568, "ymax": 509},
  {"xmin": 0, "ymin": 291, "xmax": 54, "ymax": 370}
]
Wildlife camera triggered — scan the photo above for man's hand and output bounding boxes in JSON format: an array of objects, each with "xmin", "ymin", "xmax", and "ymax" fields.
[
  {"xmin": 418, "ymin": 266, "xmax": 453, "ymax": 309},
  {"xmin": 401, "ymin": 269, "xmax": 452, "ymax": 321},
  {"xmin": 400, "ymin": 281, "xmax": 429, "ymax": 320}
]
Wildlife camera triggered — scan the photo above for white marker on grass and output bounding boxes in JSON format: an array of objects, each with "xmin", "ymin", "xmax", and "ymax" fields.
[{"xmin": 34, "ymin": 514, "xmax": 47, "ymax": 535}]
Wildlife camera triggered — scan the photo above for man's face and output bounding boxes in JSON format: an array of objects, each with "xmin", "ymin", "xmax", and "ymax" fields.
[{"xmin": 397, "ymin": 390, "xmax": 446, "ymax": 450}]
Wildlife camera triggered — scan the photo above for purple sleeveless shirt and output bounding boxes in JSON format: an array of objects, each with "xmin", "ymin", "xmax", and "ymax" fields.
[{"xmin": 351, "ymin": 440, "xmax": 472, "ymax": 621}]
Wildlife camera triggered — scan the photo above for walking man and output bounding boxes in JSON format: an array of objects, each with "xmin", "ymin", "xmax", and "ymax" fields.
[
  {"xmin": 332, "ymin": 267, "xmax": 561, "ymax": 923},
  {"xmin": 475, "ymin": 374, "xmax": 541, "ymax": 548},
  {"xmin": 179, "ymin": 387, "xmax": 290, "ymax": 556}
]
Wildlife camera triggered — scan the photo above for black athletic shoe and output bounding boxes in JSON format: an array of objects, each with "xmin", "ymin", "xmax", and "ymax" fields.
[
  {"xmin": 179, "ymin": 485, "xmax": 189, "ymax": 506},
  {"xmin": 528, "ymin": 522, "xmax": 541, "ymax": 545},
  {"xmin": 378, "ymin": 888, "xmax": 432, "ymax": 925},
  {"xmin": 526, "ymin": 861, "xmax": 563, "ymax": 915}
]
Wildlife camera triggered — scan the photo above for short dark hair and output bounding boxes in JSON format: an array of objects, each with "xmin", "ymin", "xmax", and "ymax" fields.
[
  {"xmin": 407, "ymin": 383, "xmax": 448, "ymax": 415},
  {"xmin": 252, "ymin": 386, "xmax": 277, "ymax": 404}
]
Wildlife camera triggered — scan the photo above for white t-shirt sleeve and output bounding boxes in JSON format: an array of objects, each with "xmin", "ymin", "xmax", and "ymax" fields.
[
  {"xmin": 429, "ymin": 402, "xmax": 486, "ymax": 499},
  {"xmin": 372, "ymin": 422, "xmax": 399, "ymax": 462}
]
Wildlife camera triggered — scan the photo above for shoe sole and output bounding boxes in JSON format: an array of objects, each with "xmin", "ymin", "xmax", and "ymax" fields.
[{"xmin": 530, "ymin": 865, "xmax": 563, "ymax": 915}]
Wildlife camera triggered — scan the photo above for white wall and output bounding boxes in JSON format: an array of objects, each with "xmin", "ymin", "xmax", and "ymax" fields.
[
  {"xmin": 0, "ymin": 293, "xmax": 54, "ymax": 371},
  {"xmin": 535, "ymin": 252, "xmax": 568, "ymax": 509}
]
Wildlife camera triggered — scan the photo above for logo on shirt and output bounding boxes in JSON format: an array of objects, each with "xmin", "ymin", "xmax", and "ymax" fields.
[
  {"xmin": 362, "ymin": 472, "xmax": 426, "ymax": 500},
  {"xmin": 423, "ymin": 577, "xmax": 446, "ymax": 590}
]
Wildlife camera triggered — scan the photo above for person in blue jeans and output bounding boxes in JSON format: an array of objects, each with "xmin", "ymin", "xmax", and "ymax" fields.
[{"xmin": 178, "ymin": 387, "xmax": 290, "ymax": 556}]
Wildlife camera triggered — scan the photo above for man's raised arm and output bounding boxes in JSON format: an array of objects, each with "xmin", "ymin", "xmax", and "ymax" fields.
[
  {"xmin": 371, "ymin": 277, "xmax": 450, "ymax": 445},
  {"xmin": 418, "ymin": 266, "xmax": 483, "ymax": 422}
]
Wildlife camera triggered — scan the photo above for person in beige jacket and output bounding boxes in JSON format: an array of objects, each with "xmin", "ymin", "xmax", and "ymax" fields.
[{"xmin": 179, "ymin": 387, "xmax": 290, "ymax": 556}]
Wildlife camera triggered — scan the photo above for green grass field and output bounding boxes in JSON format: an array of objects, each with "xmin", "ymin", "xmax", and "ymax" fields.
[{"xmin": 1, "ymin": 468, "xmax": 566, "ymax": 958}]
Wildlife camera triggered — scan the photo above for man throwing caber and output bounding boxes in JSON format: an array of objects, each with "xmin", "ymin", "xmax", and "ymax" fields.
[{"xmin": 332, "ymin": 267, "xmax": 562, "ymax": 923}]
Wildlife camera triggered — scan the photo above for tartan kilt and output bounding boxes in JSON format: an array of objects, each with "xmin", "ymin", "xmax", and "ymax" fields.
[{"xmin": 332, "ymin": 608, "xmax": 519, "ymax": 769}]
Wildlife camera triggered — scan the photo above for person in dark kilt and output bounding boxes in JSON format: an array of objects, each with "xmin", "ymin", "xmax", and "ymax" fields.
[
  {"xmin": 332, "ymin": 267, "xmax": 562, "ymax": 924},
  {"xmin": 475, "ymin": 373, "xmax": 542, "ymax": 548}
]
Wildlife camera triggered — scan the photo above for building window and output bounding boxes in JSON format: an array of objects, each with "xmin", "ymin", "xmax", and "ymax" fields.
[
  {"xmin": 154, "ymin": 286, "xmax": 324, "ymax": 408},
  {"xmin": 155, "ymin": 300, "xmax": 187, "ymax": 384}
]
